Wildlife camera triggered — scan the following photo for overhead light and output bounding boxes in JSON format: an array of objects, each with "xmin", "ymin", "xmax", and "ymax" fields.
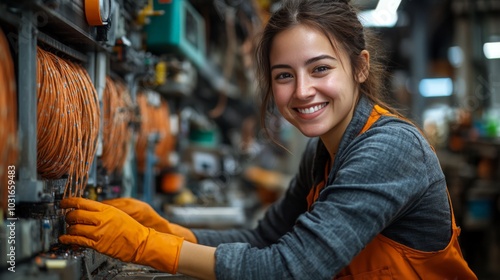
[
  {"xmin": 359, "ymin": 0, "xmax": 402, "ymax": 28},
  {"xmin": 419, "ymin": 78, "xmax": 453, "ymax": 97},
  {"xmin": 483, "ymin": 42, "xmax": 500, "ymax": 59},
  {"xmin": 376, "ymin": 0, "xmax": 403, "ymax": 11},
  {"xmin": 359, "ymin": 10, "xmax": 398, "ymax": 27}
]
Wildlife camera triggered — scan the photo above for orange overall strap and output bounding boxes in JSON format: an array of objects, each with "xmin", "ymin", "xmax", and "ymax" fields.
[
  {"xmin": 359, "ymin": 105, "xmax": 397, "ymax": 135},
  {"xmin": 335, "ymin": 104, "xmax": 477, "ymax": 280},
  {"xmin": 306, "ymin": 160, "xmax": 331, "ymax": 210},
  {"xmin": 361, "ymin": 105, "xmax": 462, "ymax": 236}
]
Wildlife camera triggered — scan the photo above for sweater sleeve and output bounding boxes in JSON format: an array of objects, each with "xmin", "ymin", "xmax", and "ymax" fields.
[{"xmin": 211, "ymin": 124, "xmax": 447, "ymax": 279}]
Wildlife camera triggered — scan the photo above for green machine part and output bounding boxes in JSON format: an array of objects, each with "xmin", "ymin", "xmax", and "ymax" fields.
[{"xmin": 145, "ymin": 0, "xmax": 206, "ymax": 68}]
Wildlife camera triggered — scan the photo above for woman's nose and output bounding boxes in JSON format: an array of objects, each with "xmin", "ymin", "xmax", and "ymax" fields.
[{"xmin": 294, "ymin": 76, "xmax": 315, "ymax": 100}]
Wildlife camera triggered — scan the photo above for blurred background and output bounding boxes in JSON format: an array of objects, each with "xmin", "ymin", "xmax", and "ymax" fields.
[{"xmin": 0, "ymin": 0, "xmax": 499, "ymax": 279}]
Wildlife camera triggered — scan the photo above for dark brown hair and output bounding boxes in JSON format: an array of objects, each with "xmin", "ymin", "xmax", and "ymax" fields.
[{"xmin": 255, "ymin": 0, "xmax": 397, "ymax": 138}]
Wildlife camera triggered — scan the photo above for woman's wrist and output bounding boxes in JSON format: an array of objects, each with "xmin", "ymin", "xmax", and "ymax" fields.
[{"xmin": 178, "ymin": 241, "xmax": 217, "ymax": 280}]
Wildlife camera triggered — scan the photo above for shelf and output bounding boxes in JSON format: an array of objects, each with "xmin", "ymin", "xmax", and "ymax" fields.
[
  {"xmin": 4, "ymin": 0, "xmax": 109, "ymax": 53},
  {"xmin": 38, "ymin": 31, "xmax": 88, "ymax": 62}
]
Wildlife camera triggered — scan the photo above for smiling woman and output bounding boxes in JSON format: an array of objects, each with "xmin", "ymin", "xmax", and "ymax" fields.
[
  {"xmin": 59, "ymin": 0, "xmax": 478, "ymax": 279},
  {"xmin": 269, "ymin": 24, "xmax": 368, "ymax": 158}
]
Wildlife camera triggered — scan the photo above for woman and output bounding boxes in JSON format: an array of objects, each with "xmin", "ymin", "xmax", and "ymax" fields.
[{"xmin": 60, "ymin": 0, "xmax": 477, "ymax": 279}]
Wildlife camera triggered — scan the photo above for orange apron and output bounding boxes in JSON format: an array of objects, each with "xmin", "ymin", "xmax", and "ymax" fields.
[{"xmin": 307, "ymin": 105, "xmax": 477, "ymax": 279}]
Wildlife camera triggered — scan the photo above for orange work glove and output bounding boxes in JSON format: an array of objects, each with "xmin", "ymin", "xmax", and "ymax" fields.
[
  {"xmin": 102, "ymin": 197, "xmax": 197, "ymax": 243},
  {"xmin": 59, "ymin": 198, "xmax": 184, "ymax": 274}
]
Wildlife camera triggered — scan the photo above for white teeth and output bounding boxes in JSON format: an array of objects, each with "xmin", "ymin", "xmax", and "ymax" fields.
[{"xmin": 297, "ymin": 103, "xmax": 327, "ymax": 114}]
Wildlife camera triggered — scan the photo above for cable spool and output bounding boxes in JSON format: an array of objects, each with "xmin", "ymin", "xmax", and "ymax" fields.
[
  {"xmin": 135, "ymin": 91, "xmax": 175, "ymax": 173},
  {"xmin": 85, "ymin": 0, "xmax": 112, "ymax": 26},
  {"xmin": 101, "ymin": 76, "xmax": 133, "ymax": 173},
  {"xmin": 0, "ymin": 27, "xmax": 18, "ymax": 213},
  {"xmin": 36, "ymin": 48, "xmax": 100, "ymax": 198}
]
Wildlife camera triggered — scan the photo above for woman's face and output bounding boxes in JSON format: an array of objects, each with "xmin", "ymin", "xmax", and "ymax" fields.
[{"xmin": 270, "ymin": 24, "xmax": 367, "ymax": 144}]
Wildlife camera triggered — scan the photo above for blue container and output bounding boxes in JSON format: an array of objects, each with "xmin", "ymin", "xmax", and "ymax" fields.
[{"xmin": 145, "ymin": 0, "xmax": 206, "ymax": 67}]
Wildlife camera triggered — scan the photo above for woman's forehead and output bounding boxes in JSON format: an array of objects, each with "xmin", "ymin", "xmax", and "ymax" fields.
[{"xmin": 270, "ymin": 24, "xmax": 348, "ymax": 64}]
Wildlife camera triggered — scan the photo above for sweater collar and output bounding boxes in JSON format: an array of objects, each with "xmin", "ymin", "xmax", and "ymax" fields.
[{"xmin": 313, "ymin": 95, "xmax": 374, "ymax": 182}]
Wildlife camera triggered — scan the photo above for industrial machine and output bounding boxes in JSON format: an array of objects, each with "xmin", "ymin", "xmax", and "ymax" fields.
[
  {"xmin": 0, "ymin": 0, "xmax": 264, "ymax": 279},
  {"xmin": 0, "ymin": 0, "xmax": 199, "ymax": 279}
]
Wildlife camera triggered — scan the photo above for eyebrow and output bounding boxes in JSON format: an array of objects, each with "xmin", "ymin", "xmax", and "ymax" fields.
[{"xmin": 271, "ymin": 54, "xmax": 337, "ymax": 71}]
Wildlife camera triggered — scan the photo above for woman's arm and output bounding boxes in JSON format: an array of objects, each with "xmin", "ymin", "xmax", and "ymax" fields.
[{"xmin": 178, "ymin": 241, "xmax": 217, "ymax": 280}]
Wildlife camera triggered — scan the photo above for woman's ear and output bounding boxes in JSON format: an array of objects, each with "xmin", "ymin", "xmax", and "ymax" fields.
[{"xmin": 356, "ymin": 50, "xmax": 370, "ymax": 83}]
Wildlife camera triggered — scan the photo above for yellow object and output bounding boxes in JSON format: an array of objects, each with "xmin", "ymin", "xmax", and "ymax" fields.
[
  {"xmin": 87, "ymin": 187, "xmax": 97, "ymax": 201},
  {"xmin": 136, "ymin": 0, "xmax": 165, "ymax": 26},
  {"xmin": 45, "ymin": 259, "xmax": 68, "ymax": 269},
  {"xmin": 103, "ymin": 197, "xmax": 197, "ymax": 243},
  {"xmin": 256, "ymin": 0, "xmax": 271, "ymax": 10},
  {"xmin": 155, "ymin": 61, "xmax": 167, "ymax": 86},
  {"xmin": 173, "ymin": 189, "xmax": 196, "ymax": 205},
  {"xmin": 59, "ymin": 198, "xmax": 184, "ymax": 274}
]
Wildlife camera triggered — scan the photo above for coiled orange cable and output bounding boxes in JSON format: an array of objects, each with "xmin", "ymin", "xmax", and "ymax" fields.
[
  {"xmin": 36, "ymin": 48, "xmax": 100, "ymax": 198},
  {"xmin": 101, "ymin": 76, "xmax": 133, "ymax": 173},
  {"xmin": 135, "ymin": 91, "xmax": 175, "ymax": 173},
  {"xmin": 155, "ymin": 99, "xmax": 175, "ymax": 169},
  {"xmin": 0, "ymin": 27, "xmax": 18, "ymax": 213}
]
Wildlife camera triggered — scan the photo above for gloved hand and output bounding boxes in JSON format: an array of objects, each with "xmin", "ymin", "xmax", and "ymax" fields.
[
  {"xmin": 102, "ymin": 197, "xmax": 197, "ymax": 243},
  {"xmin": 59, "ymin": 198, "xmax": 184, "ymax": 274}
]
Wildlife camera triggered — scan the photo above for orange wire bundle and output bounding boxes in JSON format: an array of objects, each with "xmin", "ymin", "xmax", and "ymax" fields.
[
  {"xmin": 36, "ymin": 48, "xmax": 100, "ymax": 197},
  {"xmin": 154, "ymin": 98, "xmax": 175, "ymax": 169},
  {"xmin": 135, "ymin": 91, "xmax": 175, "ymax": 173},
  {"xmin": 0, "ymin": 27, "xmax": 18, "ymax": 212},
  {"xmin": 101, "ymin": 76, "xmax": 133, "ymax": 173}
]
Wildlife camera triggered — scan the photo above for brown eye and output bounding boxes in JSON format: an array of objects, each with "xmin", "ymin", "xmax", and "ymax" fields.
[
  {"xmin": 275, "ymin": 73, "xmax": 293, "ymax": 80},
  {"xmin": 314, "ymin": 66, "xmax": 330, "ymax": 73}
]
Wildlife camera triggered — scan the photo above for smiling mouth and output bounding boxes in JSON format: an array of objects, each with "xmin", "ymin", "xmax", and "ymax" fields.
[{"xmin": 295, "ymin": 102, "xmax": 328, "ymax": 114}]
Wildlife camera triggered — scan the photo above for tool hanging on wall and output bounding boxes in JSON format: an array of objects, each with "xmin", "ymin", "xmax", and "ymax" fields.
[
  {"xmin": 101, "ymin": 76, "xmax": 133, "ymax": 174},
  {"xmin": 0, "ymin": 27, "xmax": 18, "ymax": 214},
  {"xmin": 36, "ymin": 48, "xmax": 100, "ymax": 198}
]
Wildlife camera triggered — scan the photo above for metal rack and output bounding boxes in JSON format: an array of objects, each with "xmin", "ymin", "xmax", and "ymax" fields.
[
  {"xmin": 0, "ymin": 2, "xmax": 110, "ymax": 279},
  {"xmin": 1, "ymin": 1, "xmax": 106, "ymax": 202},
  {"xmin": 1, "ymin": 1, "xmax": 250, "ymax": 279}
]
